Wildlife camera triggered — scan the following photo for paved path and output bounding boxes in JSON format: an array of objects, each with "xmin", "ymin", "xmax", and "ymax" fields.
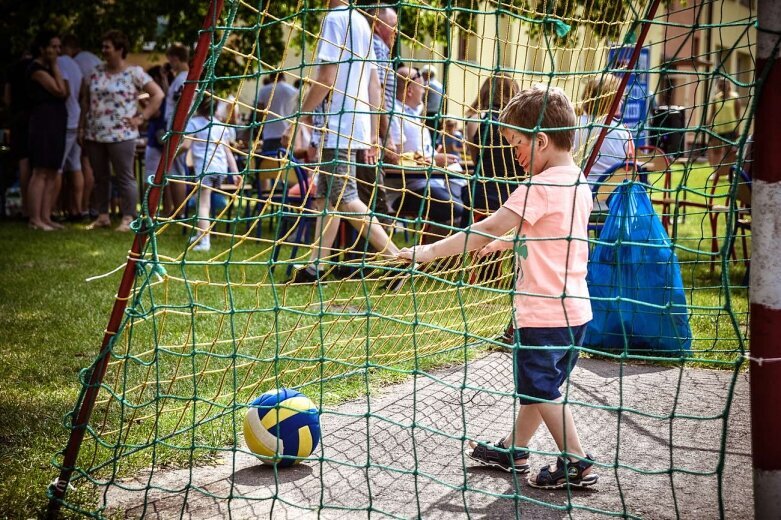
[{"xmin": 107, "ymin": 354, "xmax": 751, "ymax": 519}]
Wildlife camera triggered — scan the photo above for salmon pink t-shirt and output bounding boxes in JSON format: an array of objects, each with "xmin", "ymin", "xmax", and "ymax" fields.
[{"xmin": 502, "ymin": 165, "xmax": 593, "ymax": 328}]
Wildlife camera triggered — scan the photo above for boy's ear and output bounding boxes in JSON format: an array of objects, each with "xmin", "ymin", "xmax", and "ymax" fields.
[{"xmin": 536, "ymin": 131, "xmax": 550, "ymax": 151}]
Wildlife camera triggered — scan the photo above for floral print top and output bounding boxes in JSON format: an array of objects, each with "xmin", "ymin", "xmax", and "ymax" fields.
[{"xmin": 85, "ymin": 64, "xmax": 152, "ymax": 143}]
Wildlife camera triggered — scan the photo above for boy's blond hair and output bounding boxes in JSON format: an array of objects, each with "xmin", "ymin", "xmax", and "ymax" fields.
[
  {"xmin": 579, "ymin": 75, "xmax": 621, "ymax": 117},
  {"xmin": 499, "ymin": 84, "xmax": 576, "ymax": 151}
]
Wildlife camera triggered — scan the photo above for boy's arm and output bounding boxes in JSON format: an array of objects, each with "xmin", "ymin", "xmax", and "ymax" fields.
[
  {"xmin": 397, "ymin": 206, "xmax": 523, "ymax": 263},
  {"xmin": 477, "ymin": 237, "xmax": 515, "ymax": 257}
]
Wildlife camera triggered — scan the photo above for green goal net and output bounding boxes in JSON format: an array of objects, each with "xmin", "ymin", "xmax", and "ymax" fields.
[{"xmin": 49, "ymin": 0, "xmax": 757, "ymax": 517}]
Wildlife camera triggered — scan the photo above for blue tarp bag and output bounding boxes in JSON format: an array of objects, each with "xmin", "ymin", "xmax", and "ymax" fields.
[{"xmin": 585, "ymin": 183, "xmax": 692, "ymax": 354}]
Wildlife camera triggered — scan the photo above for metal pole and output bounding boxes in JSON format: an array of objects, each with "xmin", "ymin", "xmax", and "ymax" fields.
[
  {"xmin": 583, "ymin": 0, "xmax": 662, "ymax": 179},
  {"xmin": 752, "ymin": 1, "xmax": 781, "ymax": 518},
  {"xmin": 45, "ymin": 1, "xmax": 225, "ymax": 516}
]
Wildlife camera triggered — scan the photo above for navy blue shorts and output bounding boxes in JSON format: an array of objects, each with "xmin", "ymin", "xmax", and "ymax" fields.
[{"xmin": 512, "ymin": 324, "xmax": 587, "ymax": 405}]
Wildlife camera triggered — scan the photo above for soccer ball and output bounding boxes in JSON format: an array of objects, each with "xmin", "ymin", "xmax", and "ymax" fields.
[{"xmin": 243, "ymin": 388, "xmax": 321, "ymax": 466}]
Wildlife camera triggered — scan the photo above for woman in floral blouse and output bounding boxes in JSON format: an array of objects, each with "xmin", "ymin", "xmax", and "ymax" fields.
[{"xmin": 79, "ymin": 30, "xmax": 163, "ymax": 231}]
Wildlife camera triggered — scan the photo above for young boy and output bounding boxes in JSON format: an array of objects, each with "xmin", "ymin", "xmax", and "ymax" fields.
[{"xmin": 396, "ymin": 85, "xmax": 597, "ymax": 489}]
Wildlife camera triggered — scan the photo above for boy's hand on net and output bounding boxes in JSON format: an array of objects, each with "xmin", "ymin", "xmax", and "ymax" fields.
[
  {"xmin": 396, "ymin": 246, "xmax": 434, "ymax": 264},
  {"xmin": 396, "ymin": 247, "xmax": 415, "ymax": 263},
  {"xmin": 477, "ymin": 240, "xmax": 505, "ymax": 258}
]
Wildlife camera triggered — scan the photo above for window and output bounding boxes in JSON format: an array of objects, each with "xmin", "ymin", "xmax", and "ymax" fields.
[{"xmin": 458, "ymin": 32, "xmax": 477, "ymax": 63}]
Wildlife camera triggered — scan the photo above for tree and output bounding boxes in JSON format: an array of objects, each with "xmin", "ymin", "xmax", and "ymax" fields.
[
  {"xmin": 1, "ymin": 0, "xmax": 636, "ymax": 85},
  {"xmin": 0, "ymin": 0, "xmax": 212, "ymax": 70}
]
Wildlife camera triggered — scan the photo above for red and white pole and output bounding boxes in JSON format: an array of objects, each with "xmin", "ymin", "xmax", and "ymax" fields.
[{"xmin": 752, "ymin": 1, "xmax": 781, "ymax": 518}]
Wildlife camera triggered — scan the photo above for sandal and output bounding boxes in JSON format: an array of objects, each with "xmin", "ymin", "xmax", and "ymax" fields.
[
  {"xmin": 527, "ymin": 453, "xmax": 598, "ymax": 489},
  {"xmin": 467, "ymin": 439, "xmax": 530, "ymax": 473}
]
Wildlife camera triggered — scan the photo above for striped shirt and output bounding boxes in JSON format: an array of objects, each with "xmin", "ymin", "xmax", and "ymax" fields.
[{"xmin": 372, "ymin": 35, "xmax": 396, "ymax": 114}]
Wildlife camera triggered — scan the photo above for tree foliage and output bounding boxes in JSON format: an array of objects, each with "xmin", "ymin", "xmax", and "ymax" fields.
[
  {"xmin": 393, "ymin": 0, "xmax": 637, "ymax": 50},
  {"xmin": 0, "ymin": 0, "xmax": 212, "ymax": 68},
  {"xmin": 2, "ymin": 0, "xmax": 636, "ymax": 79}
]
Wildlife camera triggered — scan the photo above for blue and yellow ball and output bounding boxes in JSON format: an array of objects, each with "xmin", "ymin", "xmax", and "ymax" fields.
[{"xmin": 243, "ymin": 388, "xmax": 321, "ymax": 466}]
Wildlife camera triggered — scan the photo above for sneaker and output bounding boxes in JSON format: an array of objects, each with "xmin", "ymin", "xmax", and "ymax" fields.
[{"xmin": 192, "ymin": 241, "xmax": 211, "ymax": 252}]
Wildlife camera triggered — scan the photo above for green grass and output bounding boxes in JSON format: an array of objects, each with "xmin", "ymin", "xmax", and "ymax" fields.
[{"xmin": 0, "ymin": 168, "xmax": 750, "ymax": 517}]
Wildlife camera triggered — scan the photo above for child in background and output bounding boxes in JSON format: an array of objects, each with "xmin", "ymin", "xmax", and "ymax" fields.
[
  {"xmin": 397, "ymin": 85, "xmax": 597, "ymax": 489},
  {"xmin": 177, "ymin": 95, "xmax": 239, "ymax": 252}
]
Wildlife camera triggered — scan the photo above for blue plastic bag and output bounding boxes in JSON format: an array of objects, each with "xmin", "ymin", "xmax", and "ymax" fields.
[{"xmin": 584, "ymin": 183, "xmax": 692, "ymax": 354}]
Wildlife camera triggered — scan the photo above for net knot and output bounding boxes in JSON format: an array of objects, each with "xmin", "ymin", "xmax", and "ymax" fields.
[
  {"xmin": 134, "ymin": 254, "xmax": 168, "ymax": 282},
  {"xmin": 543, "ymin": 18, "xmax": 571, "ymax": 38},
  {"xmin": 146, "ymin": 174, "xmax": 169, "ymax": 188},
  {"xmin": 129, "ymin": 216, "xmax": 155, "ymax": 235}
]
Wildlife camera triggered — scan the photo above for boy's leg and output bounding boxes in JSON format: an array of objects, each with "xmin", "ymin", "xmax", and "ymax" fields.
[
  {"xmin": 503, "ymin": 404, "xmax": 543, "ymax": 449},
  {"xmin": 466, "ymin": 403, "xmax": 540, "ymax": 471},
  {"xmin": 512, "ymin": 325, "xmax": 597, "ymax": 488},
  {"xmin": 536, "ymin": 400, "xmax": 587, "ymax": 460},
  {"xmin": 468, "ymin": 325, "xmax": 596, "ymax": 482},
  {"xmin": 527, "ymin": 399, "xmax": 597, "ymax": 489}
]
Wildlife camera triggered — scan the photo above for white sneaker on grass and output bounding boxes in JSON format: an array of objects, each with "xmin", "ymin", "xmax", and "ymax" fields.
[{"xmin": 192, "ymin": 241, "xmax": 211, "ymax": 252}]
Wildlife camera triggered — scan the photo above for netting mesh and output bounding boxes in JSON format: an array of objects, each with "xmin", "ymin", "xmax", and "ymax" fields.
[{"xmin": 50, "ymin": 0, "xmax": 756, "ymax": 517}]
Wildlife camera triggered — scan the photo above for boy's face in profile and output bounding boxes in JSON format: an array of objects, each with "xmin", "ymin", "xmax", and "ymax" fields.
[{"xmin": 501, "ymin": 128, "xmax": 536, "ymax": 172}]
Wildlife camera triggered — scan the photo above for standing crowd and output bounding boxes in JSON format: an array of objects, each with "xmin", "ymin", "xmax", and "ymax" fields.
[
  {"xmin": 5, "ymin": 30, "xmax": 165, "ymax": 231},
  {"xmin": 2, "ymin": 30, "xmax": 237, "ymax": 234}
]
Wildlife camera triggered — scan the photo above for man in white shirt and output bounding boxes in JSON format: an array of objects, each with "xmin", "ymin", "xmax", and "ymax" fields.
[
  {"xmin": 62, "ymin": 34, "xmax": 101, "ymax": 217},
  {"xmin": 62, "ymin": 35, "xmax": 101, "ymax": 80},
  {"xmin": 285, "ymin": 0, "xmax": 402, "ymax": 285},
  {"xmin": 420, "ymin": 65, "xmax": 444, "ymax": 143},
  {"xmin": 256, "ymin": 72, "xmax": 299, "ymax": 153},
  {"xmin": 386, "ymin": 66, "xmax": 464, "ymax": 237},
  {"xmin": 57, "ymin": 53, "xmax": 85, "ymax": 219},
  {"xmin": 355, "ymin": 6, "xmax": 398, "ymax": 223},
  {"xmin": 165, "ymin": 43, "xmax": 191, "ymax": 217}
]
